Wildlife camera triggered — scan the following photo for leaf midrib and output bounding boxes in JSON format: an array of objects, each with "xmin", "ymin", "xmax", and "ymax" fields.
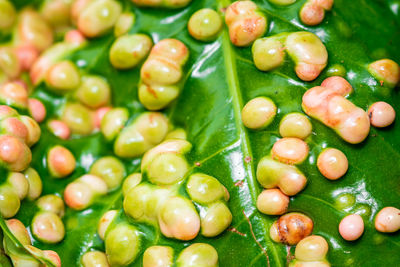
[{"xmin": 218, "ymin": 1, "xmax": 283, "ymax": 265}]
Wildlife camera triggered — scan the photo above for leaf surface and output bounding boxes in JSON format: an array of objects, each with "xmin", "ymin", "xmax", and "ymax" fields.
[{"xmin": 2, "ymin": 0, "xmax": 400, "ymax": 266}]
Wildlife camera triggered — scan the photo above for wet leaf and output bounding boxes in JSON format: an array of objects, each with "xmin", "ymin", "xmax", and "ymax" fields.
[{"xmin": 1, "ymin": 0, "xmax": 400, "ymax": 266}]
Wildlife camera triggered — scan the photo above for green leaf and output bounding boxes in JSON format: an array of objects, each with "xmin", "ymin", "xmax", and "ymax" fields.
[{"xmin": 1, "ymin": 0, "xmax": 400, "ymax": 266}]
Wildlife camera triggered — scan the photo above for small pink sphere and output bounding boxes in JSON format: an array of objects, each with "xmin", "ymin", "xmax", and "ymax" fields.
[
  {"xmin": 43, "ymin": 250, "xmax": 61, "ymax": 267},
  {"xmin": 0, "ymin": 135, "xmax": 31, "ymax": 171},
  {"xmin": 94, "ymin": 106, "xmax": 111, "ymax": 128},
  {"xmin": 48, "ymin": 120, "xmax": 70, "ymax": 140},
  {"xmin": 368, "ymin": 101, "xmax": 395, "ymax": 128},
  {"xmin": 339, "ymin": 214, "xmax": 364, "ymax": 241},
  {"xmin": 28, "ymin": 98, "xmax": 47, "ymax": 123},
  {"xmin": 65, "ymin": 29, "xmax": 86, "ymax": 45},
  {"xmin": 300, "ymin": 3, "xmax": 325, "ymax": 26},
  {"xmin": 15, "ymin": 45, "xmax": 39, "ymax": 71},
  {"xmin": 0, "ymin": 82, "xmax": 29, "ymax": 108},
  {"xmin": 1, "ymin": 117, "xmax": 29, "ymax": 142},
  {"xmin": 272, "ymin": 137, "xmax": 309, "ymax": 165},
  {"xmin": 321, "ymin": 76, "xmax": 353, "ymax": 96},
  {"xmin": 0, "ymin": 105, "xmax": 18, "ymax": 120}
]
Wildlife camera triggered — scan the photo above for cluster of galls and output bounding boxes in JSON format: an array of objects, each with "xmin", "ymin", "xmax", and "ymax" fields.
[
  {"xmin": 74, "ymin": 139, "xmax": 229, "ymax": 266},
  {"xmin": 0, "ymin": 0, "xmax": 399, "ymax": 266},
  {"xmin": 0, "ymin": 105, "xmax": 42, "ymax": 218},
  {"xmin": 267, "ymin": 0, "xmax": 334, "ymax": 26},
  {"xmin": 241, "ymin": 94, "xmax": 324, "ymax": 262},
  {"xmin": 223, "ymin": 1, "xmax": 329, "ymax": 82},
  {"xmin": 81, "ymin": 243, "xmax": 218, "ymax": 267},
  {"xmin": 241, "ymin": 63, "xmax": 399, "ymax": 262},
  {"xmin": 48, "ymin": 128, "xmax": 228, "ymax": 266},
  {"xmin": 117, "ymin": 139, "xmax": 230, "ymax": 265},
  {"xmin": 63, "ymin": 155, "xmax": 125, "ymax": 210},
  {"xmin": 3, "ymin": 218, "xmax": 61, "ymax": 267}
]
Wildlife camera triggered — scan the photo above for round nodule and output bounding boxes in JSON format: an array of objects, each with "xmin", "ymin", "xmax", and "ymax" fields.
[
  {"xmin": 47, "ymin": 145, "xmax": 76, "ymax": 178},
  {"xmin": 279, "ymin": 113, "xmax": 312, "ymax": 140},
  {"xmin": 368, "ymin": 101, "xmax": 396, "ymax": 128},
  {"xmin": 143, "ymin": 246, "xmax": 173, "ymax": 267},
  {"xmin": 272, "ymin": 137, "xmax": 309, "ymax": 164},
  {"xmin": 295, "ymin": 235, "xmax": 329, "ymax": 262},
  {"xmin": 32, "ymin": 211, "xmax": 65, "ymax": 244},
  {"xmin": 188, "ymin": 8, "xmax": 222, "ymax": 42},
  {"xmin": 374, "ymin": 207, "xmax": 400, "ymax": 233},
  {"xmin": 339, "ymin": 214, "xmax": 364, "ymax": 241},
  {"xmin": 256, "ymin": 189, "xmax": 289, "ymax": 215},
  {"xmin": 317, "ymin": 148, "xmax": 348, "ymax": 180},
  {"xmin": 81, "ymin": 251, "xmax": 110, "ymax": 267},
  {"xmin": 270, "ymin": 212, "xmax": 313, "ymax": 245},
  {"xmin": 242, "ymin": 97, "xmax": 277, "ymax": 130},
  {"xmin": 177, "ymin": 243, "xmax": 218, "ymax": 267}
]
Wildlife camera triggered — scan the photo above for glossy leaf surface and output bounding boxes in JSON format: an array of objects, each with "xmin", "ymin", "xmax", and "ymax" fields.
[{"xmin": 1, "ymin": 0, "xmax": 400, "ymax": 266}]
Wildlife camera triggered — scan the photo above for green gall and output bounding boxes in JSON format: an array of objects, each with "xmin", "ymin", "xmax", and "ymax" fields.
[
  {"xmin": 186, "ymin": 173, "xmax": 227, "ymax": 204},
  {"xmin": 7, "ymin": 172, "xmax": 29, "ymax": 200},
  {"xmin": 77, "ymin": 0, "xmax": 122, "ymax": 37},
  {"xmin": 252, "ymin": 37, "xmax": 285, "ymax": 71},
  {"xmin": 242, "ymin": 97, "xmax": 277, "ymax": 130},
  {"xmin": 269, "ymin": 0, "xmax": 296, "ymax": 5},
  {"xmin": 295, "ymin": 235, "xmax": 329, "ymax": 261},
  {"xmin": 18, "ymin": 9, "xmax": 54, "ymax": 52},
  {"xmin": 0, "ymin": 186, "xmax": 20, "ymax": 218},
  {"xmin": 24, "ymin": 167, "xmax": 43, "ymax": 200},
  {"xmin": 286, "ymin": 31, "xmax": 328, "ymax": 81},
  {"xmin": 279, "ymin": 113, "xmax": 312, "ymax": 140},
  {"xmin": 82, "ymin": 251, "xmax": 110, "ymax": 267},
  {"xmin": 6, "ymin": 219, "xmax": 31, "ymax": 245},
  {"xmin": 109, "ymin": 34, "xmax": 153, "ymax": 69},
  {"xmin": 45, "ymin": 61, "xmax": 81, "ymax": 92},
  {"xmin": 105, "ymin": 224, "xmax": 140, "ymax": 266},
  {"xmin": 114, "ymin": 12, "xmax": 135, "ymax": 37},
  {"xmin": 90, "ymin": 156, "xmax": 125, "ymax": 190},
  {"xmin": 188, "ymin": 9, "xmax": 222, "ymax": 42},
  {"xmin": 256, "ymin": 156, "xmax": 307, "ymax": 196},
  {"xmin": 40, "ymin": 0, "xmax": 72, "ymax": 28},
  {"xmin": 98, "ymin": 210, "xmax": 118, "ymax": 240},
  {"xmin": 177, "ymin": 243, "xmax": 218, "ymax": 267},
  {"xmin": 368, "ymin": 59, "xmax": 400, "ymax": 88},
  {"xmin": 76, "ymin": 75, "xmax": 111, "ymax": 108},
  {"xmin": 201, "ymin": 202, "xmax": 232, "ymax": 237},
  {"xmin": 122, "ymin": 173, "xmax": 142, "ymax": 196},
  {"xmin": 143, "ymin": 246, "xmax": 173, "ymax": 267},
  {"xmin": 101, "ymin": 107, "xmax": 129, "ymax": 140},
  {"xmin": 139, "ymin": 39, "xmax": 189, "ymax": 110},
  {"xmin": 0, "ymin": 0, "xmax": 16, "ymax": 30},
  {"xmin": 37, "ymin": 195, "xmax": 65, "ymax": 217},
  {"xmin": 114, "ymin": 112, "xmax": 169, "ymax": 158},
  {"xmin": 138, "ymin": 84, "xmax": 180, "ymax": 111},
  {"xmin": 326, "ymin": 64, "xmax": 346, "ymax": 77},
  {"xmin": 158, "ymin": 196, "xmax": 200, "ymax": 240},
  {"xmin": 61, "ymin": 103, "xmax": 94, "ymax": 135},
  {"xmin": 0, "ymin": 48, "xmax": 20, "ymax": 79},
  {"xmin": 334, "ymin": 193, "xmax": 355, "ymax": 210},
  {"xmin": 165, "ymin": 128, "xmax": 187, "ymax": 140},
  {"xmin": 31, "ymin": 211, "xmax": 65, "ymax": 244}
]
